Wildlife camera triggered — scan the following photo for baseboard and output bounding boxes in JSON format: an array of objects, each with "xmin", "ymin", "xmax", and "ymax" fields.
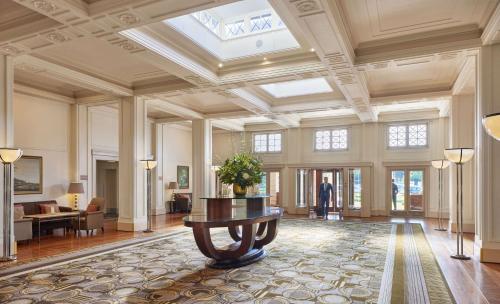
[
  {"xmin": 152, "ymin": 208, "xmax": 166, "ymax": 215},
  {"xmin": 449, "ymin": 222, "xmax": 475, "ymax": 233},
  {"xmin": 480, "ymin": 248, "xmax": 500, "ymax": 263},
  {"xmin": 117, "ymin": 218, "xmax": 147, "ymax": 231},
  {"xmin": 370, "ymin": 210, "xmax": 388, "ymax": 216}
]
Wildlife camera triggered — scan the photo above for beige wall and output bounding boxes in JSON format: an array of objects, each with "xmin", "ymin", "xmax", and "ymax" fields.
[
  {"xmin": 213, "ymin": 114, "xmax": 450, "ymax": 217},
  {"xmin": 13, "ymin": 93, "xmax": 72, "ymax": 206}
]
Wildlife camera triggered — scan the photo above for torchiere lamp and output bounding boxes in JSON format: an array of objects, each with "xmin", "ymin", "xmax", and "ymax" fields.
[
  {"xmin": 0, "ymin": 148, "xmax": 23, "ymax": 261},
  {"xmin": 482, "ymin": 112, "xmax": 500, "ymax": 140},
  {"xmin": 67, "ymin": 182, "xmax": 84, "ymax": 210},
  {"xmin": 431, "ymin": 159, "xmax": 450, "ymax": 231},
  {"xmin": 444, "ymin": 148, "xmax": 474, "ymax": 260},
  {"xmin": 140, "ymin": 159, "xmax": 157, "ymax": 233}
]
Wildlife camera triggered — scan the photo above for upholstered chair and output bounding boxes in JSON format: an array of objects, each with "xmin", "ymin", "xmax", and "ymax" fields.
[
  {"xmin": 14, "ymin": 205, "xmax": 33, "ymax": 242},
  {"xmin": 72, "ymin": 197, "xmax": 105, "ymax": 236}
]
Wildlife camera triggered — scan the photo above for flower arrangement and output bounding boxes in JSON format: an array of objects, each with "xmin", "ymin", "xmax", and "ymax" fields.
[{"xmin": 217, "ymin": 153, "xmax": 263, "ymax": 195}]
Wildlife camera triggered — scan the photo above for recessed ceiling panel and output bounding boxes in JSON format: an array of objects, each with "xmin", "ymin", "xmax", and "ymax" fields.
[{"xmin": 260, "ymin": 78, "xmax": 333, "ymax": 98}]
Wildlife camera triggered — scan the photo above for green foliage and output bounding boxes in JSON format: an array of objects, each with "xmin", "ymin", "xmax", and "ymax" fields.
[{"xmin": 217, "ymin": 153, "xmax": 263, "ymax": 187}]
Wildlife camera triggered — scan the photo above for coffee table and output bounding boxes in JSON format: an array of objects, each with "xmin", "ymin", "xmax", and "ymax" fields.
[
  {"xmin": 24, "ymin": 211, "xmax": 81, "ymax": 243},
  {"xmin": 184, "ymin": 196, "xmax": 283, "ymax": 269}
]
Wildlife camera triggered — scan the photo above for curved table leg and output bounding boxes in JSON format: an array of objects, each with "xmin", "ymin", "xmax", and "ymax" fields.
[
  {"xmin": 228, "ymin": 225, "xmax": 242, "ymax": 242},
  {"xmin": 254, "ymin": 218, "xmax": 279, "ymax": 249}
]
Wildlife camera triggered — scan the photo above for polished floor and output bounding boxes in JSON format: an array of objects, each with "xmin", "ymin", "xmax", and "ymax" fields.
[{"xmin": 9, "ymin": 213, "xmax": 500, "ymax": 304}]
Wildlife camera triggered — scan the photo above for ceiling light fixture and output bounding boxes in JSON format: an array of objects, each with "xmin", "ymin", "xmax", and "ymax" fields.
[
  {"xmin": 482, "ymin": 112, "xmax": 500, "ymax": 140},
  {"xmin": 263, "ymin": 57, "xmax": 267, "ymax": 61},
  {"xmin": 218, "ymin": 63, "xmax": 223, "ymax": 68},
  {"xmin": 310, "ymin": 48, "xmax": 315, "ymax": 52}
]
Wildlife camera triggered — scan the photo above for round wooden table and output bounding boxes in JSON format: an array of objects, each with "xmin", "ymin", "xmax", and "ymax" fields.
[{"xmin": 184, "ymin": 196, "xmax": 283, "ymax": 269}]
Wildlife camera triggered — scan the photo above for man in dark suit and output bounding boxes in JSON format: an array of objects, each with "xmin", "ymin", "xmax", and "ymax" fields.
[
  {"xmin": 392, "ymin": 179, "xmax": 399, "ymax": 210},
  {"xmin": 319, "ymin": 176, "xmax": 334, "ymax": 220}
]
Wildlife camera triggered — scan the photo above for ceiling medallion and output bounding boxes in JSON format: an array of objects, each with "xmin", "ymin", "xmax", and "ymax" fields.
[
  {"xmin": 118, "ymin": 41, "xmax": 139, "ymax": 52},
  {"xmin": 295, "ymin": 0, "xmax": 320, "ymax": 13},
  {"xmin": 46, "ymin": 32, "xmax": 70, "ymax": 43},
  {"xmin": 118, "ymin": 13, "xmax": 141, "ymax": 25},
  {"xmin": 31, "ymin": 0, "xmax": 57, "ymax": 13}
]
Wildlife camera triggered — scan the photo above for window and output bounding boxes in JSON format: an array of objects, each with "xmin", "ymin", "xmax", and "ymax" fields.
[
  {"xmin": 388, "ymin": 122, "xmax": 428, "ymax": 148},
  {"xmin": 225, "ymin": 20, "xmax": 245, "ymax": 37},
  {"xmin": 253, "ymin": 133, "xmax": 282, "ymax": 153},
  {"xmin": 315, "ymin": 128, "xmax": 348, "ymax": 151}
]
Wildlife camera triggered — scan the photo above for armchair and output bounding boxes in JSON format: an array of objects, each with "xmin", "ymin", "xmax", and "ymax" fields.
[{"xmin": 72, "ymin": 197, "xmax": 105, "ymax": 236}]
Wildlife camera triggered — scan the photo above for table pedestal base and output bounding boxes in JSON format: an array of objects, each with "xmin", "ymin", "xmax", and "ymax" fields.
[{"xmin": 207, "ymin": 248, "xmax": 267, "ymax": 269}]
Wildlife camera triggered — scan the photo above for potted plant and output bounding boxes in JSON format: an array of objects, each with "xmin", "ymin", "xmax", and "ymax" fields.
[{"xmin": 217, "ymin": 153, "xmax": 263, "ymax": 196}]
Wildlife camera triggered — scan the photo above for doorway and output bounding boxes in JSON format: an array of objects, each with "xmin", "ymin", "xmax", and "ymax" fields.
[
  {"xmin": 257, "ymin": 170, "xmax": 281, "ymax": 206},
  {"xmin": 389, "ymin": 168, "xmax": 426, "ymax": 216},
  {"xmin": 96, "ymin": 160, "xmax": 119, "ymax": 218}
]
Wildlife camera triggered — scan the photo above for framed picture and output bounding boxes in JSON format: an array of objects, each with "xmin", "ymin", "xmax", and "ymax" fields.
[
  {"xmin": 14, "ymin": 156, "xmax": 43, "ymax": 195},
  {"xmin": 177, "ymin": 165, "xmax": 189, "ymax": 189}
]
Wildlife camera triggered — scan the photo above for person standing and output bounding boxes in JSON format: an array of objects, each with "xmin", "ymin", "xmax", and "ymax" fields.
[
  {"xmin": 319, "ymin": 176, "xmax": 334, "ymax": 220},
  {"xmin": 392, "ymin": 179, "xmax": 399, "ymax": 210}
]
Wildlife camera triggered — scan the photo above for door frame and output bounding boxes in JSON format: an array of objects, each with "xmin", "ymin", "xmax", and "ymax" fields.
[{"xmin": 386, "ymin": 165, "xmax": 429, "ymax": 217}]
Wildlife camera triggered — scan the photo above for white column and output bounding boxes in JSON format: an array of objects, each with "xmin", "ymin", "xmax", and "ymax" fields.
[
  {"xmin": 118, "ymin": 96, "xmax": 147, "ymax": 231},
  {"xmin": 475, "ymin": 44, "xmax": 500, "ymax": 262},
  {"xmin": 192, "ymin": 119, "xmax": 212, "ymax": 214},
  {"xmin": 0, "ymin": 55, "xmax": 14, "ymax": 253},
  {"xmin": 448, "ymin": 94, "xmax": 475, "ymax": 233}
]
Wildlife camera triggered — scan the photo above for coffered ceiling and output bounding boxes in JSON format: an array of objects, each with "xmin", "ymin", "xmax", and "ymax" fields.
[{"xmin": 1, "ymin": 0, "xmax": 499, "ymax": 130}]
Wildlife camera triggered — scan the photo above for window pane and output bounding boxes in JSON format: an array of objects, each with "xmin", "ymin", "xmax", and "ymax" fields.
[
  {"xmin": 315, "ymin": 130, "xmax": 330, "ymax": 150},
  {"xmin": 268, "ymin": 133, "xmax": 281, "ymax": 152},
  {"xmin": 225, "ymin": 20, "xmax": 244, "ymax": 37},
  {"xmin": 332, "ymin": 129, "xmax": 348, "ymax": 150},
  {"xmin": 254, "ymin": 134, "xmax": 267, "ymax": 152},
  {"xmin": 408, "ymin": 124, "xmax": 427, "ymax": 146},
  {"xmin": 388, "ymin": 125, "xmax": 407, "ymax": 147}
]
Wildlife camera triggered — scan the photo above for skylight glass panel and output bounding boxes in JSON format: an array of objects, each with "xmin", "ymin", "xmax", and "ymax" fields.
[{"xmin": 260, "ymin": 78, "xmax": 333, "ymax": 98}]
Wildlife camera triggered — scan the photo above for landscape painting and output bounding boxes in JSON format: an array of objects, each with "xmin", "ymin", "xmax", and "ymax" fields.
[
  {"xmin": 14, "ymin": 156, "xmax": 43, "ymax": 195},
  {"xmin": 177, "ymin": 165, "xmax": 189, "ymax": 189}
]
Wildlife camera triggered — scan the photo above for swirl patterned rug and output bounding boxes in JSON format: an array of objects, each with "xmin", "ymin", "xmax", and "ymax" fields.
[{"xmin": 0, "ymin": 220, "xmax": 454, "ymax": 303}]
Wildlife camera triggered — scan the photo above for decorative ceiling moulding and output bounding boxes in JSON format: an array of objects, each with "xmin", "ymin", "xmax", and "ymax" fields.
[
  {"xmin": 0, "ymin": 46, "xmax": 23, "ymax": 56},
  {"xmin": 31, "ymin": 0, "xmax": 57, "ymax": 13},
  {"xmin": 117, "ymin": 13, "xmax": 141, "ymax": 26},
  {"xmin": 290, "ymin": 0, "xmax": 324, "ymax": 17}
]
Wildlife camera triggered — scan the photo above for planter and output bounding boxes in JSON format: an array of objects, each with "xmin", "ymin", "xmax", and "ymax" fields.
[{"xmin": 233, "ymin": 184, "xmax": 247, "ymax": 196}]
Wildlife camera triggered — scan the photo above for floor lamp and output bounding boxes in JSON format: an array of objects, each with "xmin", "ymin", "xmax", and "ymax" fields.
[
  {"xmin": 431, "ymin": 159, "xmax": 450, "ymax": 231},
  {"xmin": 444, "ymin": 148, "xmax": 474, "ymax": 260},
  {"xmin": 482, "ymin": 112, "xmax": 500, "ymax": 141},
  {"xmin": 140, "ymin": 159, "xmax": 157, "ymax": 233},
  {"xmin": 0, "ymin": 148, "xmax": 23, "ymax": 262}
]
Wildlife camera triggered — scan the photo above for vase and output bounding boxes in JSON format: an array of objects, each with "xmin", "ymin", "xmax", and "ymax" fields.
[{"xmin": 233, "ymin": 184, "xmax": 247, "ymax": 196}]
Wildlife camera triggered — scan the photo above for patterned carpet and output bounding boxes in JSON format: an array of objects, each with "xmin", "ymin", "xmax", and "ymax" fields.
[{"xmin": 0, "ymin": 220, "xmax": 454, "ymax": 303}]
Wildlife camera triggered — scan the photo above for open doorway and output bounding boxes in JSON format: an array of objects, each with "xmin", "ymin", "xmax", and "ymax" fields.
[
  {"xmin": 96, "ymin": 160, "xmax": 119, "ymax": 218},
  {"xmin": 257, "ymin": 170, "xmax": 281, "ymax": 206}
]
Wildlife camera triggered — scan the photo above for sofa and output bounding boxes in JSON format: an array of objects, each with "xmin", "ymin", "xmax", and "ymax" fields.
[
  {"xmin": 14, "ymin": 200, "xmax": 73, "ymax": 236},
  {"xmin": 72, "ymin": 197, "xmax": 105, "ymax": 235},
  {"xmin": 173, "ymin": 193, "xmax": 192, "ymax": 213}
]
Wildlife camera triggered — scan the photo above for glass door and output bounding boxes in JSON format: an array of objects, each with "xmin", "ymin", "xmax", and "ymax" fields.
[{"xmin": 390, "ymin": 168, "xmax": 425, "ymax": 216}]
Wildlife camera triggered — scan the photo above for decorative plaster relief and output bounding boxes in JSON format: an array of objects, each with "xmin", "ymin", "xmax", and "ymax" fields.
[
  {"xmin": 118, "ymin": 13, "xmax": 141, "ymax": 26},
  {"xmin": 292, "ymin": 0, "xmax": 323, "ymax": 15},
  {"xmin": 0, "ymin": 45, "xmax": 22, "ymax": 56},
  {"xmin": 46, "ymin": 32, "xmax": 70, "ymax": 43},
  {"xmin": 31, "ymin": 0, "xmax": 57, "ymax": 13}
]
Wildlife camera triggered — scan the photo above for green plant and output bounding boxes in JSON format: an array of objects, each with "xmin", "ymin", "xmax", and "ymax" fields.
[{"xmin": 217, "ymin": 153, "xmax": 263, "ymax": 187}]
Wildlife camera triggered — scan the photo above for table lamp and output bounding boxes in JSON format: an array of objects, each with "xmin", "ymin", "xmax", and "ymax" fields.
[
  {"xmin": 67, "ymin": 182, "xmax": 84, "ymax": 210},
  {"xmin": 444, "ymin": 148, "xmax": 474, "ymax": 260},
  {"xmin": 168, "ymin": 181, "xmax": 178, "ymax": 200},
  {"xmin": 0, "ymin": 148, "xmax": 23, "ymax": 261}
]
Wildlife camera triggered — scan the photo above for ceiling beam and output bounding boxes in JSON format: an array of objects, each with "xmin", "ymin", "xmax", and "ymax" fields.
[
  {"xmin": 452, "ymin": 55, "xmax": 476, "ymax": 95},
  {"xmin": 370, "ymin": 90, "xmax": 452, "ymax": 105},
  {"xmin": 482, "ymin": 2, "xmax": 500, "ymax": 45},
  {"xmin": 147, "ymin": 98, "xmax": 204, "ymax": 120},
  {"xmin": 14, "ymin": 83, "xmax": 76, "ymax": 104},
  {"xmin": 211, "ymin": 119, "xmax": 245, "ymax": 132},
  {"xmin": 15, "ymin": 55, "xmax": 133, "ymax": 96}
]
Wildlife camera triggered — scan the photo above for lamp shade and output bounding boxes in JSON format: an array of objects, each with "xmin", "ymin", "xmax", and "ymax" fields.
[
  {"xmin": 67, "ymin": 182, "xmax": 84, "ymax": 194},
  {"xmin": 168, "ymin": 182, "xmax": 178, "ymax": 190},
  {"xmin": 140, "ymin": 159, "xmax": 157, "ymax": 170},
  {"xmin": 0, "ymin": 148, "xmax": 23, "ymax": 164},
  {"xmin": 431, "ymin": 159, "xmax": 451, "ymax": 169},
  {"xmin": 482, "ymin": 112, "xmax": 500, "ymax": 141},
  {"xmin": 444, "ymin": 148, "xmax": 474, "ymax": 164}
]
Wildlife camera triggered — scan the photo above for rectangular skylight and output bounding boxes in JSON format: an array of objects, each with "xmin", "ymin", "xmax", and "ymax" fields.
[{"xmin": 260, "ymin": 78, "xmax": 333, "ymax": 98}]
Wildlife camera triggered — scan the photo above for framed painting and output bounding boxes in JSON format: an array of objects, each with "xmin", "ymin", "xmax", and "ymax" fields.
[
  {"xmin": 14, "ymin": 156, "xmax": 43, "ymax": 195},
  {"xmin": 177, "ymin": 165, "xmax": 189, "ymax": 189}
]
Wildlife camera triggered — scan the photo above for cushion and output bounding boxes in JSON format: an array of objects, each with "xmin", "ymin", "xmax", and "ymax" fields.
[
  {"xmin": 86, "ymin": 204, "xmax": 99, "ymax": 212},
  {"xmin": 14, "ymin": 205, "xmax": 24, "ymax": 220},
  {"xmin": 175, "ymin": 193, "xmax": 190, "ymax": 201},
  {"xmin": 39, "ymin": 204, "xmax": 60, "ymax": 214}
]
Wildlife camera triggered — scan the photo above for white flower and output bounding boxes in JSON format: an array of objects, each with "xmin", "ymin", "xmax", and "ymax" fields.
[{"xmin": 242, "ymin": 173, "xmax": 250, "ymax": 180}]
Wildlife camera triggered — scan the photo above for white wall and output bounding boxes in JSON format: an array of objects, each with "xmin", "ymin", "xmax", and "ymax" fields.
[
  {"xmin": 154, "ymin": 123, "xmax": 193, "ymax": 214},
  {"xmin": 13, "ymin": 93, "xmax": 72, "ymax": 206},
  {"xmin": 212, "ymin": 112, "xmax": 450, "ymax": 217}
]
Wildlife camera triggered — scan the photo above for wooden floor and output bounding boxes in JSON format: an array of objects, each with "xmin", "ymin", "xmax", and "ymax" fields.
[{"xmin": 10, "ymin": 214, "xmax": 500, "ymax": 304}]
